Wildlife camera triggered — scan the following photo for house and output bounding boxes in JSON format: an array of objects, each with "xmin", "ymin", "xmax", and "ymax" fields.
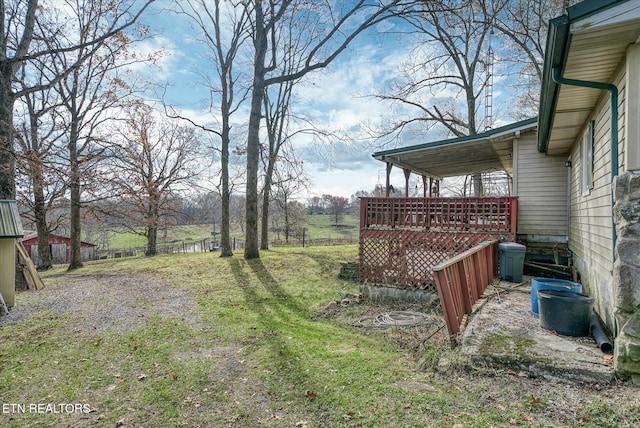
[
  {"xmin": 20, "ymin": 231, "xmax": 97, "ymax": 265},
  {"xmin": 537, "ymin": 0, "xmax": 640, "ymax": 381},
  {"xmin": 362, "ymin": 0, "xmax": 640, "ymax": 382}
]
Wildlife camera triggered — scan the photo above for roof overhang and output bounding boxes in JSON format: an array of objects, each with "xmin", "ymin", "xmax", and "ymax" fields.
[
  {"xmin": 0, "ymin": 200, "xmax": 24, "ymax": 238},
  {"xmin": 372, "ymin": 118, "xmax": 537, "ymax": 179},
  {"xmin": 538, "ymin": 0, "xmax": 640, "ymax": 155}
]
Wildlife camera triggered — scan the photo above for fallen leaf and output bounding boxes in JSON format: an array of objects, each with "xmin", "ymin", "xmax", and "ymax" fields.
[
  {"xmin": 137, "ymin": 374, "xmax": 146, "ymax": 381},
  {"xmin": 603, "ymin": 355, "xmax": 614, "ymax": 361},
  {"xmin": 343, "ymin": 411, "xmax": 355, "ymax": 420},
  {"xmin": 172, "ymin": 373, "xmax": 178, "ymax": 380},
  {"xmin": 305, "ymin": 389, "xmax": 317, "ymax": 400}
]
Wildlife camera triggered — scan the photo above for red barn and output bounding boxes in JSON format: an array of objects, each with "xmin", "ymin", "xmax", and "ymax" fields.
[{"xmin": 20, "ymin": 231, "xmax": 97, "ymax": 264}]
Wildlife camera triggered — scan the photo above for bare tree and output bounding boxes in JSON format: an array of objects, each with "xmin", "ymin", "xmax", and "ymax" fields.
[
  {"xmin": 243, "ymin": 0, "xmax": 422, "ymax": 259},
  {"xmin": 489, "ymin": 0, "xmax": 568, "ymax": 118},
  {"xmin": 0, "ymin": 0, "xmax": 156, "ymax": 200},
  {"xmin": 174, "ymin": 0, "xmax": 252, "ymax": 257},
  {"xmin": 372, "ymin": 0, "xmax": 510, "ymax": 196},
  {"xmin": 14, "ymin": 77, "xmax": 67, "ymax": 270},
  {"xmin": 327, "ymin": 195, "xmax": 349, "ymax": 226},
  {"xmin": 260, "ymin": 77, "xmax": 295, "ymax": 250},
  {"xmin": 108, "ymin": 102, "xmax": 202, "ymax": 256},
  {"xmin": 269, "ymin": 151, "xmax": 307, "ymax": 243}
]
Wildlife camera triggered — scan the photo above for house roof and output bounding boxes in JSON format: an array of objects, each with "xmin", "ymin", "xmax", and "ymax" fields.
[
  {"xmin": 0, "ymin": 200, "xmax": 24, "ymax": 238},
  {"xmin": 538, "ymin": 0, "xmax": 640, "ymax": 155},
  {"xmin": 371, "ymin": 118, "xmax": 537, "ymax": 179}
]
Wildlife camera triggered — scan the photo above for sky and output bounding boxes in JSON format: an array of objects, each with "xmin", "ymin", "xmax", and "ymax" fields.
[{"xmin": 137, "ymin": 2, "xmax": 511, "ymax": 200}]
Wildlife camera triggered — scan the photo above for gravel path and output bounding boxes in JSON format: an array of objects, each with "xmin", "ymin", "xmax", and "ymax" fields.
[{"xmin": 0, "ymin": 272, "xmax": 201, "ymax": 334}]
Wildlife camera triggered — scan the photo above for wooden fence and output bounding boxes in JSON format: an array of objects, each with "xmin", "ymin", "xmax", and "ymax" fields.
[{"xmin": 96, "ymin": 236, "xmax": 357, "ymax": 260}]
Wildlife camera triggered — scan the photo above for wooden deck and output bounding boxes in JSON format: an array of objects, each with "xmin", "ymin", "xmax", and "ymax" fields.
[{"xmin": 358, "ymin": 197, "xmax": 517, "ymax": 290}]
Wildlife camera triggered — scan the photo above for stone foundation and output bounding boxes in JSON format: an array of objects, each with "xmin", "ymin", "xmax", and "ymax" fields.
[
  {"xmin": 338, "ymin": 260, "xmax": 359, "ymax": 281},
  {"xmin": 612, "ymin": 172, "xmax": 640, "ymax": 383}
]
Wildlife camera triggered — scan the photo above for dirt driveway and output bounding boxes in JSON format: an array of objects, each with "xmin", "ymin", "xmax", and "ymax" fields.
[{"xmin": 2, "ymin": 273, "xmax": 200, "ymax": 333}]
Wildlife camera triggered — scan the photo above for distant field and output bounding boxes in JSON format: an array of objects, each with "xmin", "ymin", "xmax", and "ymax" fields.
[
  {"xmin": 108, "ymin": 225, "xmax": 213, "ymax": 248},
  {"xmin": 106, "ymin": 214, "xmax": 359, "ymax": 249},
  {"xmin": 299, "ymin": 213, "xmax": 358, "ymax": 240}
]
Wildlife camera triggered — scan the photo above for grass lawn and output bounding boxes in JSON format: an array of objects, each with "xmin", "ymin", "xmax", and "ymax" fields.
[{"xmin": 1, "ymin": 246, "xmax": 638, "ymax": 427}]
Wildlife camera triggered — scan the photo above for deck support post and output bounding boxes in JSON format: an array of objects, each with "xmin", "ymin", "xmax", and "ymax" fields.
[
  {"xmin": 386, "ymin": 163, "xmax": 392, "ymax": 197},
  {"xmin": 403, "ymin": 168, "xmax": 411, "ymax": 197}
]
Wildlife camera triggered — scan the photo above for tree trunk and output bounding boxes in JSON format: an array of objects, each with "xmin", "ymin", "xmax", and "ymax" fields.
[
  {"xmin": 219, "ymin": 107, "xmax": 233, "ymax": 257},
  {"xmin": 260, "ymin": 183, "xmax": 271, "ymax": 250},
  {"xmin": 260, "ymin": 151, "xmax": 276, "ymax": 250},
  {"xmin": 0, "ymin": 73, "xmax": 16, "ymax": 199},
  {"xmin": 68, "ymin": 105, "xmax": 83, "ymax": 270},
  {"xmin": 472, "ymin": 173, "xmax": 484, "ymax": 197},
  {"xmin": 68, "ymin": 140, "xmax": 83, "ymax": 270},
  {"xmin": 145, "ymin": 196, "xmax": 160, "ymax": 256},
  {"xmin": 284, "ymin": 196, "xmax": 290, "ymax": 243},
  {"xmin": 146, "ymin": 224, "xmax": 158, "ymax": 256},
  {"xmin": 32, "ymin": 170, "xmax": 52, "ymax": 270},
  {"xmin": 244, "ymin": 1, "xmax": 267, "ymax": 260}
]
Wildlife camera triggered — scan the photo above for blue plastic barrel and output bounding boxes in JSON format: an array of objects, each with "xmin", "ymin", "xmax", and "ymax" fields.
[{"xmin": 531, "ymin": 278, "xmax": 582, "ymax": 316}]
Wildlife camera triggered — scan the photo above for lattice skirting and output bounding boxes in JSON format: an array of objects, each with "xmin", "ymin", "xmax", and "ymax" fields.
[{"xmin": 359, "ymin": 229, "xmax": 504, "ymax": 290}]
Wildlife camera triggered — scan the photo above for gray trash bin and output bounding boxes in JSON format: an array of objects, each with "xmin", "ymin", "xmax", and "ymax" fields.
[{"xmin": 498, "ymin": 242, "xmax": 526, "ymax": 282}]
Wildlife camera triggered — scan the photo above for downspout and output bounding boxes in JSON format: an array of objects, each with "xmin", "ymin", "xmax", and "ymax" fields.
[{"xmin": 552, "ymin": 67, "xmax": 619, "ymax": 260}]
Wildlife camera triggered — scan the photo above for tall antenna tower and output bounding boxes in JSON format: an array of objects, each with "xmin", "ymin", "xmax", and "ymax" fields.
[{"xmin": 484, "ymin": 27, "xmax": 495, "ymax": 131}]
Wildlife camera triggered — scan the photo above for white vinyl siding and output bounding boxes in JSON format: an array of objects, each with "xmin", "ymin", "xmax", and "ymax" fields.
[
  {"xmin": 567, "ymin": 65, "xmax": 627, "ymax": 328},
  {"xmin": 514, "ymin": 131, "xmax": 568, "ymax": 238}
]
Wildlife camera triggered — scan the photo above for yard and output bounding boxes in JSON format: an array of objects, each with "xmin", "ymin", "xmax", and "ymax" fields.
[{"xmin": 0, "ymin": 245, "xmax": 638, "ymax": 427}]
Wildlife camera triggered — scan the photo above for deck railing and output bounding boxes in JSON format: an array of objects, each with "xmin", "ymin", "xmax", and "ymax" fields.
[
  {"xmin": 360, "ymin": 196, "xmax": 517, "ymax": 233},
  {"xmin": 432, "ymin": 240, "xmax": 499, "ymax": 335}
]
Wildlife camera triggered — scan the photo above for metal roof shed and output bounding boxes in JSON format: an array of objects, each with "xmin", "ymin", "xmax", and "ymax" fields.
[{"xmin": 0, "ymin": 200, "xmax": 24, "ymax": 308}]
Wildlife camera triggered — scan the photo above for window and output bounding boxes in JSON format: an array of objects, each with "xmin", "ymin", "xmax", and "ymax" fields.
[
  {"xmin": 627, "ymin": 42, "xmax": 640, "ymax": 171},
  {"xmin": 581, "ymin": 120, "xmax": 595, "ymax": 195}
]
